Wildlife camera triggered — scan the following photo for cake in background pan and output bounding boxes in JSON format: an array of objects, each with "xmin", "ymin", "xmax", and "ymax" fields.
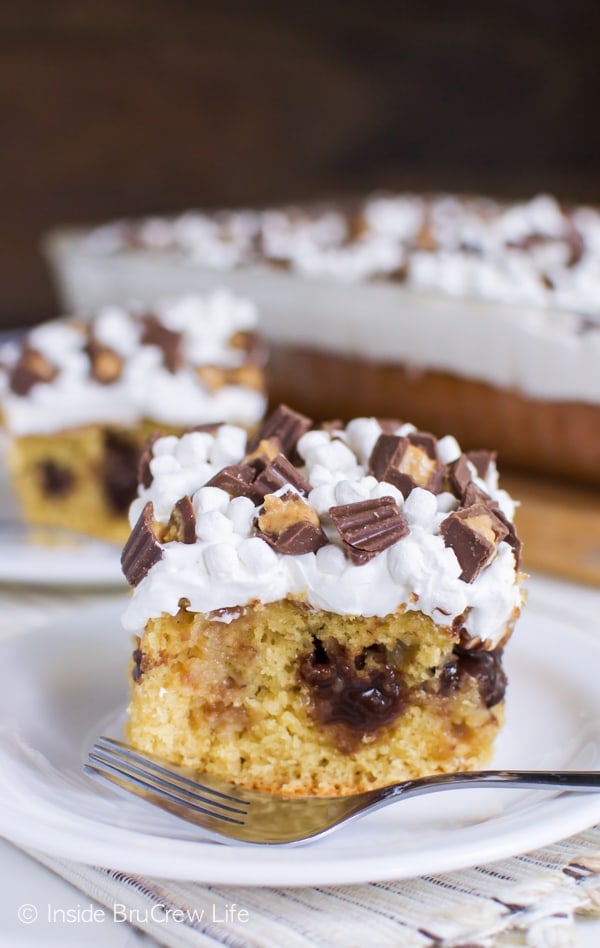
[
  {"xmin": 45, "ymin": 192, "xmax": 600, "ymax": 487},
  {"xmin": 121, "ymin": 404, "xmax": 525, "ymax": 796},
  {"xmin": 0, "ymin": 291, "xmax": 266, "ymax": 543}
]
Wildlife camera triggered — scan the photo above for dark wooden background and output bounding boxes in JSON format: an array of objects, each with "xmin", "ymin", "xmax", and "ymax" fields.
[{"xmin": 2, "ymin": 0, "xmax": 598, "ymax": 329}]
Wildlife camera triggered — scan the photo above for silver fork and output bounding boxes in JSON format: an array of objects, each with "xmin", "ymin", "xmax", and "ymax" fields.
[{"xmin": 85, "ymin": 736, "xmax": 600, "ymax": 846}]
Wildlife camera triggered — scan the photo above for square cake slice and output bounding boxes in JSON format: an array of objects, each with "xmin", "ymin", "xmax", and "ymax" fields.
[
  {"xmin": 0, "ymin": 291, "xmax": 266, "ymax": 543},
  {"xmin": 121, "ymin": 405, "xmax": 525, "ymax": 796}
]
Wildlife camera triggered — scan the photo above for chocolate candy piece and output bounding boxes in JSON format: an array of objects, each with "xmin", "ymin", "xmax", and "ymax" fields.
[
  {"xmin": 140, "ymin": 315, "xmax": 182, "ymax": 373},
  {"xmin": 376, "ymin": 418, "xmax": 403, "ymax": 434},
  {"xmin": 245, "ymin": 437, "xmax": 281, "ymax": 465},
  {"xmin": 256, "ymin": 491, "xmax": 328, "ymax": 554},
  {"xmin": 490, "ymin": 505, "xmax": 523, "ymax": 571},
  {"xmin": 252, "ymin": 454, "xmax": 312, "ymax": 501},
  {"xmin": 369, "ymin": 433, "xmax": 444, "ymax": 497},
  {"xmin": 163, "ymin": 496, "xmax": 197, "ymax": 544},
  {"xmin": 461, "ymin": 481, "xmax": 492, "ymax": 508},
  {"xmin": 507, "ymin": 228, "xmax": 584, "ymax": 270},
  {"xmin": 247, "ymin": 404, "xmax": 312, "ymax": 460},
  {"xmin": 407, "ymin": 431, "xmax": 438, "ymax": 459},
  {"xmin": 85, "ymin": 338, "xmax": 123, "ymax": 384},
  {"xmin": 466, "ymin": 450, "xmax": 496, "ymax": 480},
  {"xmin": 459, "ymin": 485, "xmax": 523, "ymax": 572},
  {"xmin": 205, "ymin": 463, "xmax": 261, "ymax": 501},
  {"xmin": 121, "ymin": 501, "xmax": 164, "ymax": 586},
  {"xmin": 329, "ymin": 496, "xmax": 409, "ymax": 565},
  {"xmin": 439, "ymin": 646, "xmax": 506, "ymax": 708},
  {"xmin": 448, "ymin": 454, "xmax": 473, "ymax": 499},
  {"xmin": 263, "ymin": 520, "xmax": 328, "ymax": 555},
  {"xmin": 101, "ymin": 430, "xmax": 139, "ymax": 514},
  {"xmin": 190, "ymin": 422, "xmax": 222, "ymax": 435},
  {"xmin": 9, "ymin": 346, "xmax": 58, "ymax": 395},
  {"xmin": 565, "ymin": 225, "xmax": 585, "ymax": 268},
  {"xmin": 441, "ymin": 503, "xmax": 509, "ymax": 582},
  {"xmin": 137, "ymin": 431, "xmax": 164, "ymax": 489}
]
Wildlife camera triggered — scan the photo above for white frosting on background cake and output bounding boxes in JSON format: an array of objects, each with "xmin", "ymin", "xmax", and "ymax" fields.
[
  {"xmin": 123, "ymin": 419, "xmax": 523, "ymax": 648},
  {"xmin": 45, "ymin": 193, "xmax": 600, "ymax": 406},
  {"xmin": 0, "ymin": 291, "xmax": 266, "ymax": 435}
]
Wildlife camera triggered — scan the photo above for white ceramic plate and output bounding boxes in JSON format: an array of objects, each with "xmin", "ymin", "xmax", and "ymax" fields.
[
  {"xmin": 1, "ymin": 589, "xmax": 600, "ymax": 886},
  {"xmin": 0, "ymin": 445, "xmax": 124, "ymax": 588}
]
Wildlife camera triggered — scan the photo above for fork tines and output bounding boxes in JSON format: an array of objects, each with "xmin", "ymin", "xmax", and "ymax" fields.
[{"xmin": 85, "ymin": 736, "xmax": 249, "ymax": 826}]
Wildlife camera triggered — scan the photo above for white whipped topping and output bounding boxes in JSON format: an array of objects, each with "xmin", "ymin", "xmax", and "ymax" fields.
[
  {"xmin": 82, "ymin": 193, "xmax": 600, "ymax": 319},
  {"xmin": 0, "ymin": 290, "xmax": 266, "ymax": 435},
  {"xmin": 62, "ymin": 193, "xmax": 600, "ymax": 407},
  {"xmin": 123, "ymin": 419, "xmax": 523, "ymax": 648}
]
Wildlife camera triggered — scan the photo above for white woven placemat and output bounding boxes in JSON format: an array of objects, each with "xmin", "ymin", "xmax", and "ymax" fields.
[{"xmin": 23, "ymin": 831, "xmax": 600, "ymax": 947}]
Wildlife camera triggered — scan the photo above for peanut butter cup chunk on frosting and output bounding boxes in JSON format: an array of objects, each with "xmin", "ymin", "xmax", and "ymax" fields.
[
  {"xmin": 441, "ymin": 504, "xmax": 509, "ymax": 582},
  {"xmin": 369, "ymin": 433, "xmax": 444, "ymax": 496},
  {"xmin": 121, "ymin": 502, "xmax": 163, "ymax": 587},
  {"xmin": 9, "ymin": 346, "xmax": 58, "ymax": 396},
  {"xmin": 0, "ymin": 290, "xmax": 267, "ymax": 543},
  {"xmin": 123, "ymin": 409, "xmax": 525, "ymax": 796},
  {"xmin": 330, "ymin": 496, "xmax": 409, "ymax": 565},
  {"xmin": 247, "ymin": 403, "xmax": 312, "ymax": 461},
  {"xmin": 255, "ymin": 491, "xmax": 328, "ymax": 554}
]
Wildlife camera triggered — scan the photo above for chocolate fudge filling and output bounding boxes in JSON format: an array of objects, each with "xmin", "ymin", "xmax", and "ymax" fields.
[
  {"xmin": 438, "ymin": 646, "xmax": 506, "ymax": 708},
  {"xmin": 101, "ymin": 429, "xmax": 140, "ymax": 514},
  {"xmin": 300, "ymin": 635, "xmax": 506, "ymax": 752},
  {"xmin": 38, "ymin": 459, "xmax": 75, "ymax": 497},
  {"xmin": 299, "ymin": 637, "xmax": 408, "ymax": 749},
  {"xmin": 132, "ymin": 646, "xmax": 143, "ymax": 682}
]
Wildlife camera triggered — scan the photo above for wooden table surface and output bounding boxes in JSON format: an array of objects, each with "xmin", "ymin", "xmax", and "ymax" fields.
[{"xmin": 505, "ymin": 473, "xmax": 600, "ymax": 588}]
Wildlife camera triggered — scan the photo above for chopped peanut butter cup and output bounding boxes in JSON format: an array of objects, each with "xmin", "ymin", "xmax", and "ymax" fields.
[
  {"xmin": 163, "ymin": 496, "xmax": 197, "ymax": 544},
  {"xmin": 121, "ymin": 501, "xmax": 164, "ymax": 586},
  {"xmin": 247, "ymin": 404, "xmax": 312, "ymax": 460},
  {"xmin": 330, "ymin": 496, "xmax": 409, "ymax": 565},
  {"xmin": 252, "ymin": 454, "xmax": 312, "ymax": 500},
  {"xmin": 140, "ymin": 315, "xmax": 182, "ymax": 373},
  {"xmin": 369, "ymin": 433, "xmax": 444, "ymax": 497},
  {"xmin": 441, "ymin": 503, "xmax": 509, "ymax": 582},
  {"xmin": 9, "ymin": 346, "xmax": 58, "ymax": 396},
  {"xmin": 256, "ymin": 491, "xmax": 328, "ymax": 554},
  {"xmin": 85, "ymin": 338, "xmax": 123, "ymax": 384}
]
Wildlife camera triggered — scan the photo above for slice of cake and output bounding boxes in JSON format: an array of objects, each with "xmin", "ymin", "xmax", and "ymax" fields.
[
  {"xmin": 45, "ymin": 192, "xmax": 600, "ymax": 486},
  {"xmin": 0, "ymin": 291, "xmax": 266, "ymax": 543},
  {"xmin": 121, "ymin": 405, "xmax": 525, "ymax": 797}
]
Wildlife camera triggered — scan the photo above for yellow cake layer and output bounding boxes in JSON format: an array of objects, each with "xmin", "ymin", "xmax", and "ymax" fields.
[
  {"xmin": 127, "ymin": 599, "xmax": 508, "ymax": 796},
  {"xmin": 7, "ymin": 420, "xmax": 181, "ymax": 545}
]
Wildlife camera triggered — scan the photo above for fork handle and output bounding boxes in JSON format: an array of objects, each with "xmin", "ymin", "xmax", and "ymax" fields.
[{"xmin": 379, "ymin": 770, "xmax": 600, "ymax": 803}]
